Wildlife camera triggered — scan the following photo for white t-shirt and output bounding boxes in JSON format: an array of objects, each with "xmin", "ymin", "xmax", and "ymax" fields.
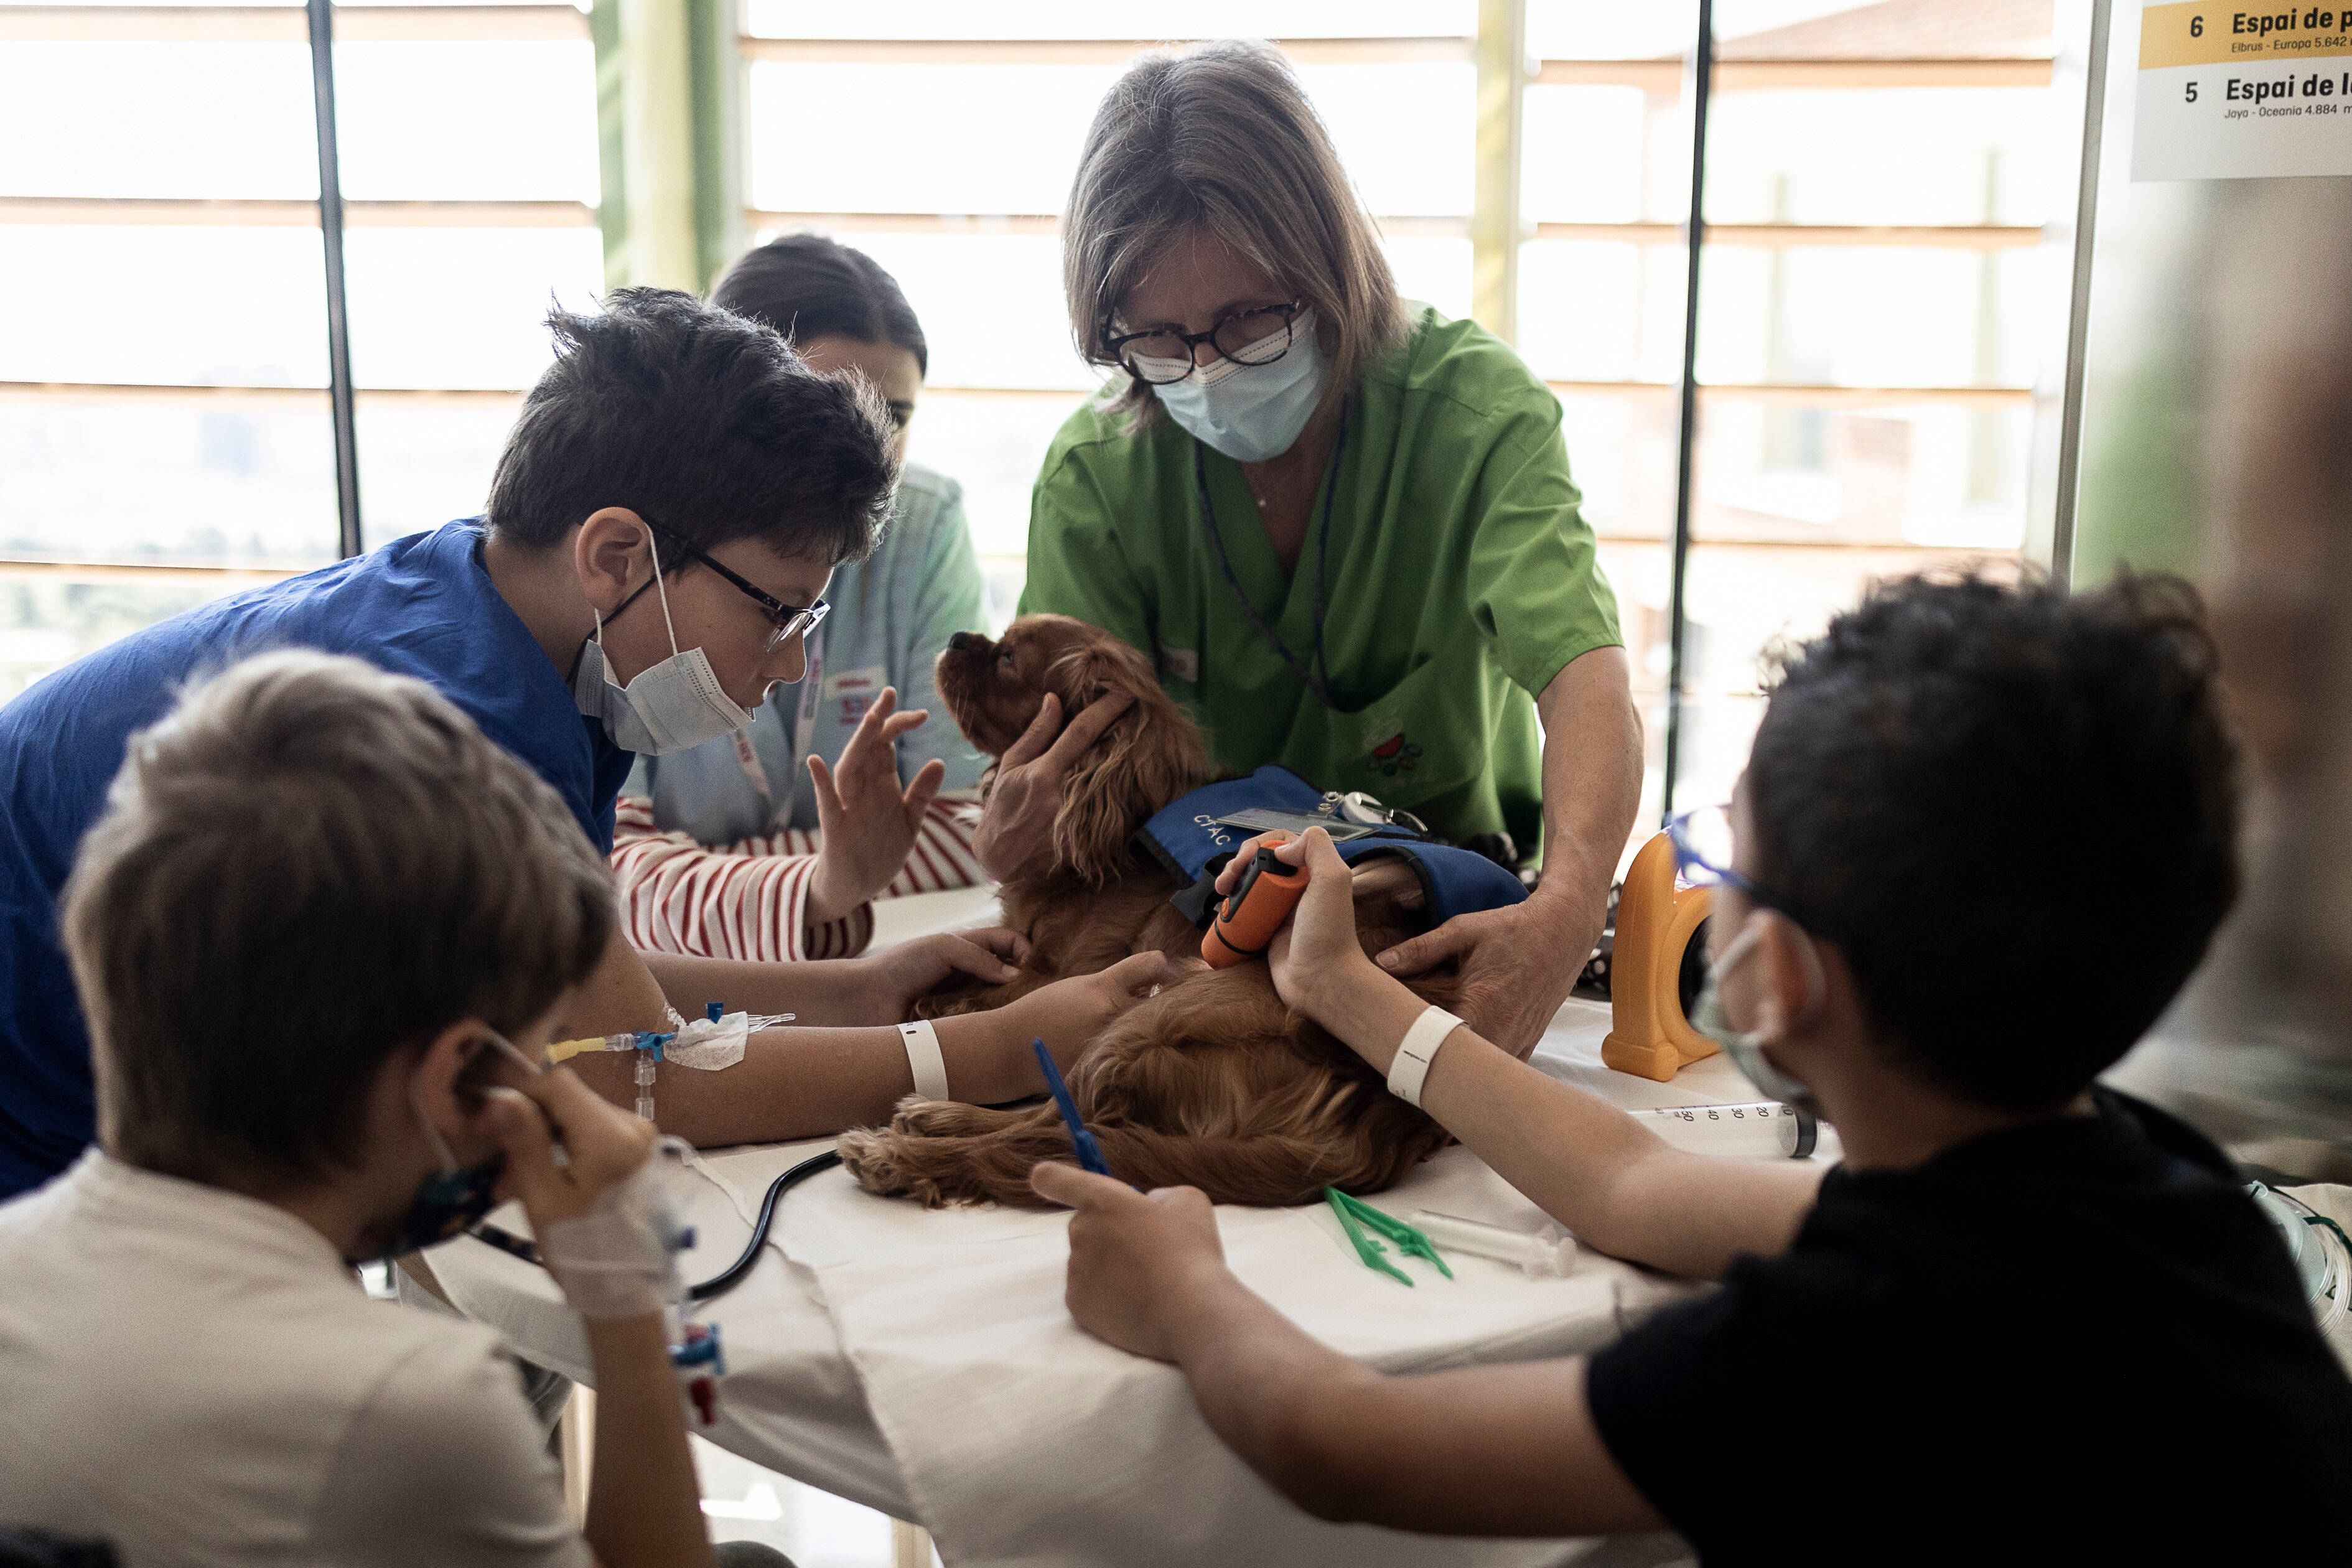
[{"xmin": 0, "ymin": 1150, "xmax": 590, "ymax": 1568}]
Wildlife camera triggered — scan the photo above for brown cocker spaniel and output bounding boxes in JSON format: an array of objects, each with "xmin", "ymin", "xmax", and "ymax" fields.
[{"xmin": 836, "ymin": 614, "xmax": 1460, "ymax": 1208}]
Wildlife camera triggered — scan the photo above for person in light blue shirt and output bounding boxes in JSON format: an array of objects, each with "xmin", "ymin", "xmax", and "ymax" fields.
[{"xmin": 620, "ymin": 236, "xmax": 992, "ymax": 958}]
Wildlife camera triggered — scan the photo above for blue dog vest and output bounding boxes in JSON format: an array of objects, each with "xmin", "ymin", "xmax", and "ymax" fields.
[{"xmin": 1136, "ymin": 766, "xmax": 1528, "ymax": 929}]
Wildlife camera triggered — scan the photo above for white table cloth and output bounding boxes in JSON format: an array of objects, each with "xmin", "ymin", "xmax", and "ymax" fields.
[{"xmin": 434, "ymin": 889, "xmax": 1785, "ymax": 1565}]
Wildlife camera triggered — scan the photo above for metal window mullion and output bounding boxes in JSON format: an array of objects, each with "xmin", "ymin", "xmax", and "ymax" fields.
[
  {"xmin": 304, "ymin": 0, "xmax": 362, "ymax": 558},
  {"xmin": 592, "ymin": 0, "xmax": 709, "ymax": 291},
  {"xmin": 2037, "ymin": 0, "xmax": 2114, "ymax": 587},
  {"xmin": 686, "ymin": 0, "xmax": 744, "ymax": 289},
  {"xmin": 1661, "ymin": 0, "xmax": 1715, "ymax": 821},
  {"xmin": 1470, "ymin": 0, "xmax": 1528, "ymax": 343},
  {"xmin": 590, "ymin": 0, "xmax": 630, "ymax": 289}
]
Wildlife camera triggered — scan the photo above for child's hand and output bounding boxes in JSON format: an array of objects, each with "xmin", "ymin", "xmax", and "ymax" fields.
[
  {"xmin": 1030, "ymin": 1161, "xmax": 1226, "ymax": 1362},
  {"xmin": 863, "ymin": 927, "xmax": 1029, "ymax": 1017},
  {"xmin": 806, "ymin": 687, "xmax": 950, "ymax": 925},
  {"xmin": 1215, "ymin": 828, "xmax": 1372, "ymax": 1023},
  {"xmin": 486, "ymin": 1066, "xmax": 658, "ymax": 1231},
  {"xmin": 1002, "ymin": 952, "xmax": 1178, "ymax": 1075}
]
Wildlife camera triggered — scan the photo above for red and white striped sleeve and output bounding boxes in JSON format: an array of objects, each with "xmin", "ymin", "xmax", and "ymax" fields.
[
  {"xmin": 610, "ymin": 797, "xmax": 873, "ymax": 963},
  {"xmin": 879, "ymin": 795, "xmax": 987, "ymax": 898},
  {"xmin": 607, "ymin": 792, "xmax": 987, "ymax": 963}
]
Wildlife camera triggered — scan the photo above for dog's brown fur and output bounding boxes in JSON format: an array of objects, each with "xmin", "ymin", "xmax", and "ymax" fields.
[{"xmin": 837, "ymin": 614, "xmax": 1458, "ymax": 1208}]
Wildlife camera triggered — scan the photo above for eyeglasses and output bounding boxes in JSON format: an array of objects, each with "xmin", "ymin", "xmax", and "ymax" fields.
[
  {"xmin": 1103, "ymin": 302, "xmax": 1304, "ymax": 386},
  {"xmin": 651, "ymin": 524, "xmax": 829, "ymax": 654},
  {"xmin": 1665, "ymin": 805, "xmax": 1763, "ymax": 899}
]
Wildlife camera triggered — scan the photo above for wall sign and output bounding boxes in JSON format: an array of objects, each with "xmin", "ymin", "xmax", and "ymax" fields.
[{"xmin": 2135, "ymin": 1, "xmax": 2352, "ymax": 178}]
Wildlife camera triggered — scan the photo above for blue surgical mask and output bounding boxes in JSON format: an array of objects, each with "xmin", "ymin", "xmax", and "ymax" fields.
[
  {"xmin": 348, "ymin": 1076, "xmax": 506, "ymax": 1265},
  {"xmin": 572, "ymin": 528, "xmax": 757, "ymax": 755},
  {"xmin": 1150, "ymin": 310, "xmax": 1328, "ymax": 463},
  {"xmin": 1690, "ymin": 918, "xmax": 1825, "ymax": 1119}
]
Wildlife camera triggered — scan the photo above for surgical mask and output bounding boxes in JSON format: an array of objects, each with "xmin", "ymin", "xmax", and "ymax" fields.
[
  {"xmin": 572, "ymin": 528, "xmax": 757, "ymax": 755},
  {"xmin": 348, "ymin": 1079, "xmax": 506, "ymax": 1266},
  {"xmin": 1690, "ymin": 918, "xmax": 1825, "ymax": 1119},
  {"xmin": 1150, "ymin": 310, "xmax": 1328, "ymax": 463}
]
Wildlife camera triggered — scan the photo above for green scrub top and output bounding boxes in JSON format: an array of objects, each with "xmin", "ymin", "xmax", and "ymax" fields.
[{"xmin": 1018, "ymin": 306, "xmax": 1622, "ymax": 854}]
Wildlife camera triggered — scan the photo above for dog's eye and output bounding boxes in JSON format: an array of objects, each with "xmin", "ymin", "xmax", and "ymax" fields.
[{"xmin": 996, "ymin": 647, "xmax": 1015, "ymax": 668}]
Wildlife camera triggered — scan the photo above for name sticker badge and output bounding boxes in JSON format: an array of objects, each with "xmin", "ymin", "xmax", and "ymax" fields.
[
  {"xmin": 2133, "ymin": 2, "xmax": 2352, "ymax": 180},
  {"xmin": 824, "ymin": 665, "xmax": 886, "ymax": 727}
]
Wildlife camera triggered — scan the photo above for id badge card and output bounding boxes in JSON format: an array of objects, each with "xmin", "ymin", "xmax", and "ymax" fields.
[{"xmin": 1214, "ymin": 808, "xmax": 1383, "ymax": 843}]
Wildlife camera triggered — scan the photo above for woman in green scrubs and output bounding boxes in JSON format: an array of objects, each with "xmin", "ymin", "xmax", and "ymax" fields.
[{"xmin": 978, "ymin": 40, "xmax": 1643, "ymax": 1056}]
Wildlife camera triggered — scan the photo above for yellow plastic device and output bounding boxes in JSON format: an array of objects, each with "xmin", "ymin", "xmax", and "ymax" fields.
[{"xmin": 1600, "ymin": 831, "xmax": 1719, "ymax": 1082}]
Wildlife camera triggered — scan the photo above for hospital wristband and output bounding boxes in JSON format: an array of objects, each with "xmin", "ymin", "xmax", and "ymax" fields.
[
  {"xmin": 898, "ymin": 1020, "xmax": 950, "ymax": 1101},
  {"xmin": 1386, "ymin": 1006, "xmax": 1463, "ymax": 1108}
]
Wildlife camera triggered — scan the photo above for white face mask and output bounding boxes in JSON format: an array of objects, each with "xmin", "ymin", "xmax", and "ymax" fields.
[
  {"xmin": 1689, "ymin": 916, "xmax": 1827, "ymax": 1118},
  {"xmin": 572, "ymin": 529, "xmax": 757, "ymax": 755},
  {"xmin": 1146, "ymin": 309, "xmax": 1328, "ymax": 463}
]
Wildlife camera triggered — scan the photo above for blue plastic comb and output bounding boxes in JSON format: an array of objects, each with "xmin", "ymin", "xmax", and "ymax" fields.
[{"xmin": 1032, "ymin": 1038, "xmax": 1113, "ymax": 1178}]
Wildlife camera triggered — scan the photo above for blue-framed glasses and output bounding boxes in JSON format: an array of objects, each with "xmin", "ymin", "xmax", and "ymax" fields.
[{"xmin": 1666, "ymin": 805, "xmax": 1762, "ymax": 898}]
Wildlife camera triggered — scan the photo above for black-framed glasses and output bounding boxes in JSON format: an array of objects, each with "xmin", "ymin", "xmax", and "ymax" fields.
[
  {"xmin": 1103, "ymin": 301, "xmax": 1304, "ymax": 386},
  {"xmin": 651, "ymin": 524, "xmax": 828, "ymax": 654}
]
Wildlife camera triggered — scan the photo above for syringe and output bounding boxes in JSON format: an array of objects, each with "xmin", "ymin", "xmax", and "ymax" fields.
[{"xmin": 1626, "ymin": 1099, "xmax": 1827, "ymax": 1159}]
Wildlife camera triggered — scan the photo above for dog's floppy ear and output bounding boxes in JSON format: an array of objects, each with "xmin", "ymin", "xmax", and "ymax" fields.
[{"xmin": 1047, "ymin": 638, "xmax": 1210, "ymax": 885}]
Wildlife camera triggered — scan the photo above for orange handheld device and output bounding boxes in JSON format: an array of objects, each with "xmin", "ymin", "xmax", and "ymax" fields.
[
  {"xmin": 1600, "ymin": 831, "xmax": 1719, "ymax": 1081},
  {"xmin": 1203, "ymin": 833, "xmax": 1310, "ymax": 968}
]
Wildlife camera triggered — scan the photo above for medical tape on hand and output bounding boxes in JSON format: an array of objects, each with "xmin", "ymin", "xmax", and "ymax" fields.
[
  {"xmin": 664, "ymin": 1012, "xmax": 750, "ymax": 1072},
  {"xmin": 538, "ymin": 1158, "xmax": 686, "ymax": 1322},
  {"xmin": 1387, "ymin": 1006, "xmax": 1462, "ymax": 1109},
  {"xmin": 659, "ymin": 1010, "xmax": 793, "ymax": 1073},
  {"xmin": 898, "ymin": 1020, "xmax": 950, "ymax": 1101}
]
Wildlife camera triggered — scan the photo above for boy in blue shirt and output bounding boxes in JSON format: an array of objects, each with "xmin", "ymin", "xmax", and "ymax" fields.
[
  {"xmin": 1037, "ymin": 572, "xmax": 2352, "ymax": 1560},
  {"xmin": 0, "ymin": 287, "xmax": 1164, "ymax": 1199}
]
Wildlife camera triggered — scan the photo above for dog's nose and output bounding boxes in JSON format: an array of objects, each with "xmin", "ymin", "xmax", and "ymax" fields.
[{"xmin": 948, "ymin": 632, "xmax": 989, "ymax": 654}]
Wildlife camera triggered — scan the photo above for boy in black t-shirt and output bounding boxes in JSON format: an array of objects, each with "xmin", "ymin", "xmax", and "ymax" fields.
[{"xmin": 1030, "ymin": 573, "xmax": 2352, "ymax": 1561}]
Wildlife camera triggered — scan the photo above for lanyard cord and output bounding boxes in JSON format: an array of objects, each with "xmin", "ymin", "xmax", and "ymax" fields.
[
  {"xmin": 730, "ymin": 622, "xmax": 825, "ymax": 828},
  {"xmin": 1192, "ymin": 399, "xmax": 1350, "ymax": 711}
]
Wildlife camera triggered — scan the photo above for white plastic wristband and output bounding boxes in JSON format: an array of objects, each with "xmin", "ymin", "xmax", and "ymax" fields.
[
  {"xmin": 1387, "ymin": 1006, "xmax": 1463, "ymax": 1108},
  {"xmin": 898, "ymin": 1020, "xmax": 950, "ymax": 1101}
]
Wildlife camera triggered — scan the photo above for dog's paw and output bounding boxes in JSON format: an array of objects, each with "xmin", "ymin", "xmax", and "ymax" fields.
[
  {"xmin": 837, "ymin": 1124, "xmax": 980, "ymax": 1208},
  {"xmin": 889, "ymin": 1098, "xmax": 994, "ymax": 1137},
  {"xmin": 836, "ymin": 1127, "xmax": 912, "ymax": 1195}
]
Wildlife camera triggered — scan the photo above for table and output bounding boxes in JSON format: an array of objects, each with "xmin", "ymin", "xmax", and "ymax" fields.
[{"xmin": 434, "ymin": 890, "xmax": 1782, "ymax": 1566}]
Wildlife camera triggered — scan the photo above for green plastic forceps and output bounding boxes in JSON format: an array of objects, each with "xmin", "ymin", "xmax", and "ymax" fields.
[{"xmin": 1322, "ymin": 1186, "xmax": 1454, "ymax": 1286}]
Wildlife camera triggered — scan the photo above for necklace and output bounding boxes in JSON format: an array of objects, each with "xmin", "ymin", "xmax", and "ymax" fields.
[{"xmin": 1192, "ymin": 399, "xmax": 1350, "ymax": 711}]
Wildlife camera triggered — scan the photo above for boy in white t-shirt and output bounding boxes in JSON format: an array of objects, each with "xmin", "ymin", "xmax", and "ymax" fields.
[{"xmin": 0, "ymin": 650, "xmax": 785, "ymax": 1568}]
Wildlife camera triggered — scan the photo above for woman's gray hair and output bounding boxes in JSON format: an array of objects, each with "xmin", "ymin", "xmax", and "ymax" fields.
[{"xmin": 1063, "ymin": 39, "xmax": 1408, "ymax": 431}]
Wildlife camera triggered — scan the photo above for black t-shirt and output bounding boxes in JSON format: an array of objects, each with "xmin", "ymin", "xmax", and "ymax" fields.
[{"xmin": 1586, "ymin": 1089, "xmax": 2352, "ymax": 1563}]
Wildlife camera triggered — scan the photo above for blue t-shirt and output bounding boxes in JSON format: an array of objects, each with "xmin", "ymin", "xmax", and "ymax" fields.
[{"xmin": 0, "ymin": 520, "xmax": 634, "ymax": 1198}]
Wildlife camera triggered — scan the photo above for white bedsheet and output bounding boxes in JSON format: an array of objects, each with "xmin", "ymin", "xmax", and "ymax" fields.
[{"xmin": 433, "ymin": 890, "xmax": 1773, "ymax": 1564}]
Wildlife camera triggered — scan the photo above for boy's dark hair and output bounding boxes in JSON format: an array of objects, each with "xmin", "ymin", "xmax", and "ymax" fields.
[
  {"xmin": 62, "ymin": 651, "xmax": 617, "ymax": 1188},
  {"xmin": 713, "ymin": 233, "xmax": 929, "ymax": 377},
  {"xmin": 1747, "ymin": 571, "xmax": 2240, "ymax": 1113},
  {"xmin": 485, "ymin": 286, "xmax": 895, "ymax": 565}
]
